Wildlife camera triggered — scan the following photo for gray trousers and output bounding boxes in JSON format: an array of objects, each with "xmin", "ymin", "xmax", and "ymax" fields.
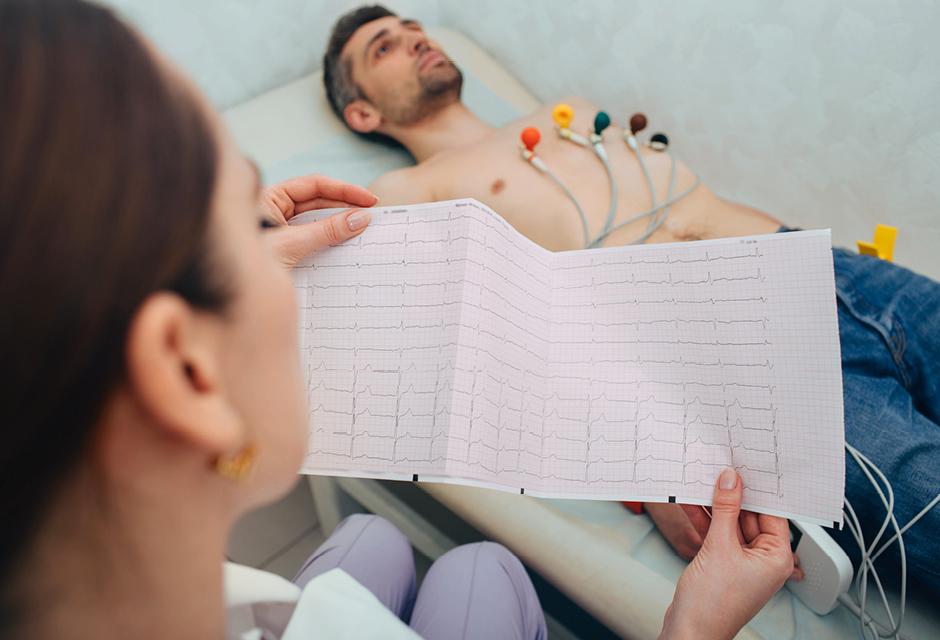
[{"xmin": 293, "ymin": 514, "xmax": 547, "ymax": 640}]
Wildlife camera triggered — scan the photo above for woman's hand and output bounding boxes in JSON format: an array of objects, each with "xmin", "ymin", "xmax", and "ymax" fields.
[
  {"xmin": 261, "ymin": 174, "xmax": 379, "ymax": 268},
  {"xmin": 646, "ymin": 502, "xmax": 803, "ymax": 577},
  {"xmin": 659, "ymin": 468, "xmax": 796, "ymax": 640}
]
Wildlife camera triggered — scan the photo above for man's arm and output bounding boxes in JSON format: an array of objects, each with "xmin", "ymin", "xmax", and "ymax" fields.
[{"xmin": 368, "ymin": 167, "xmax": 433, "ymax": 205}]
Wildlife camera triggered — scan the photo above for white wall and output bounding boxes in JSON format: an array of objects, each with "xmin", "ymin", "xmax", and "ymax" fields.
[
  {"xmin": 441, "ymin": 0, "xmax": 940, "ymax": 278},
  {"xmin": 106, "ymin": 0, "xmax": 939, "ymax": 278},
  {"xmin": 106, "ymin": 0, "xmax": 441, "ymax": 108}
]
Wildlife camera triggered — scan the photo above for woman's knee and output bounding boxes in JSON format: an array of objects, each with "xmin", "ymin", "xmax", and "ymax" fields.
[
  {"xmin": 415, "ymin": 542, "xmax": 546, "ymax": 639},
  {"xmin": 435, "ymin": 541, "xmax": 523, "ymax": 576},
  {"xmin": 294, "ymin": 514, "xmax": 413, "ymax": 587},
  {"xmin": 336, "ymin": 514, "xmax": 411, "ymax": 554}
]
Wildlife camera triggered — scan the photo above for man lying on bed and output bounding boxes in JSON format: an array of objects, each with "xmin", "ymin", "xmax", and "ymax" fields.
[{"xmin": 322, "ymin": 5, "xmax": 940, "ymax": 598}]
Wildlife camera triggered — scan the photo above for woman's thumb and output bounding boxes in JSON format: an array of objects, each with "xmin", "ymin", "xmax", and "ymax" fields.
[
  {"xmin": 272, "ymin": 209, "xmax": 371, "ymax": 268},
  {"xmin": 705, "ymin": 467, "xmax": 744, "ymax": 547},
  {"xmin": 298, "ymin": 209, "xmax": 371, "ymax": 254}
]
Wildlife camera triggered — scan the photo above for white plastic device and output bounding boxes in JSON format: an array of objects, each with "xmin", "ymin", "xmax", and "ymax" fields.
[{"xmin": 786, "ymin": 520, "xmax": 854, "ymax": 614}]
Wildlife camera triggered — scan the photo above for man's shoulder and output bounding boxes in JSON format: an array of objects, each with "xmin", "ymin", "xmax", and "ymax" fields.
[
  {"xmin": 370, "ymin": 164, "xmax": 426, "ymax": 190},
  {"xmin": 368, "ymin": 165, "xmax": 433, "ymax": 205}
]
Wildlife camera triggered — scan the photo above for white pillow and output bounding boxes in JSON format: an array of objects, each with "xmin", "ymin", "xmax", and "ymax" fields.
[{"xmin": 224, "ymin": 26, "xmax": 539, "ymax": 187}]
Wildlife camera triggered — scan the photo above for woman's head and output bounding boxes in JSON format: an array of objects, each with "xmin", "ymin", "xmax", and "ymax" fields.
[{"xmin": 0, "ymin": 0, "xmax": 306, "ymax": 622}]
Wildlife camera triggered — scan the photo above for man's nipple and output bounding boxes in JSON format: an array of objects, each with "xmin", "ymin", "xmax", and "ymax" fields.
[{"xmin": 490, "ymin": 178, "xmax": 506, "ymax": 195}]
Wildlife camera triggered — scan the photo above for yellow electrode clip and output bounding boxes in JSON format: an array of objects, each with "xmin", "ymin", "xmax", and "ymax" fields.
[
  {"xmin": 552, "ymin": 103, "xmax": 588, "ymax": 146},
  {"xmin": 552, "ymin": 103, "xmax": 574, "ymax": 130},
  {"xmin": 857, "ymin": 224, "xmax": 897, "ymax": 262}
]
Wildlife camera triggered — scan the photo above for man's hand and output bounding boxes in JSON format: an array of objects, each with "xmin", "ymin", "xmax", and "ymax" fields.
[
  {"xmin": 645, "ymin": 502, "xmax": 708, "ymax": 561},
  {"xmin": 261, "ymin": 174, "xmax": 379, "ymax": 268},
  {"xmin": 659, "ymin": 469, "xmax": 796, "ymax": 640}
]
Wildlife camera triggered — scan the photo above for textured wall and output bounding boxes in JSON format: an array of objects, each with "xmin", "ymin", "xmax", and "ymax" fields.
[
  {"xmin": 106, "ymin": 0, "xmax": 441, "ymax": 108},
  {"xmin": 107, "ymin": 0, "xmax": 939, "ymax": 278},
  {"xmin": 440, "ymin": 0, "xmax": 940, "ymax": 278}
]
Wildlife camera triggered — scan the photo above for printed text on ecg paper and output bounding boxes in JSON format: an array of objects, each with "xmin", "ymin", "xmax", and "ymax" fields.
[{"xmin": 291, "ymin": 200, "xmax": 845, "ymax": 525}]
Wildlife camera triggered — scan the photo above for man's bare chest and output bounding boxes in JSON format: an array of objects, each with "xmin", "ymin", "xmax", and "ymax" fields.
[{"xmin": 424, "ymin": 136, "xmax": 671, "ymax": 251}]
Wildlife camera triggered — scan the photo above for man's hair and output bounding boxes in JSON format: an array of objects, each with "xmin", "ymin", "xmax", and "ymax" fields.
[{"xmin": 323, "ymin": 5, "xmax": 398, "ymax": 144}]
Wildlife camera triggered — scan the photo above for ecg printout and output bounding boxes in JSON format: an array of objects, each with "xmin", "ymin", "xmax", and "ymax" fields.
[{"xmin": 291, "ymin": 199, "xmax": 845, "ymax": 526}]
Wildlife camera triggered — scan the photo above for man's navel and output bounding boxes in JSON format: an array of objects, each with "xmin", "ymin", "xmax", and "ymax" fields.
[{"xmin": 490, "ymin": 178, "xmax": 506, "ymax": 195}]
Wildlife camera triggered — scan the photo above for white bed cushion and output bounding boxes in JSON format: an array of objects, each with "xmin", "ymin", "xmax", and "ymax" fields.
[{"xmin": 223, "ymin": 25, "xmax": 939, "ymax": 640}]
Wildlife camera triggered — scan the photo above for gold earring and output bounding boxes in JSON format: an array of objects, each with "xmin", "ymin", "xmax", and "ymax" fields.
[{"xmin": 215, "ymin": 444, "xmax": 257, "ymax": 481}]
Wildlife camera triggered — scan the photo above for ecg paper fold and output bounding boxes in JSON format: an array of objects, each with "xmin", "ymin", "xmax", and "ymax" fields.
[{"xmin": 291, "ymin": 199, "xmax": 845, "ymax": 526}]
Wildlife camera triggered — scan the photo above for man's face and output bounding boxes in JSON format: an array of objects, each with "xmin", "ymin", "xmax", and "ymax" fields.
[{"xmin": 342, "ymin": 16, "xmax": 463, "ymax": 127}]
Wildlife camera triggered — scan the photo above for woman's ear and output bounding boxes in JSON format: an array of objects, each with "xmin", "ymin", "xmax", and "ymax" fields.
[
  {"xmin": 344, "ymin": 99, "xmax": 383, "ymax": 134},
  {"xmin": 124, "ymin": 292, "xmax": 243, "ymax": 455}
]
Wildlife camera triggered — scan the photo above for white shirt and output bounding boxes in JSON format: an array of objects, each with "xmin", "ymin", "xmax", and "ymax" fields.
[{"xmin": 223, "ymin": 563, "xmax": 421, "ymax": 640}]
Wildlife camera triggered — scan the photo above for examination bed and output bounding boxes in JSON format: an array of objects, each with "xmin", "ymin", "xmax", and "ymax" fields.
[{"xmin": 222, "ymin": 26, "xmax": 940, "ymax": 640}]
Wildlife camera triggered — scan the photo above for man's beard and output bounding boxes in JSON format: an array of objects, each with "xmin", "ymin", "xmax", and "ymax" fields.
[{"xmin": 380, "ymin": 62, "xmax": 464, "ymax": 127}]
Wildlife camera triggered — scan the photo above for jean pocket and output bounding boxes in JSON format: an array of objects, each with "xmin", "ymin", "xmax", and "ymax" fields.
[{"xmin": 835, "ymin": 265, "xmax": 910, "ymax": 389}]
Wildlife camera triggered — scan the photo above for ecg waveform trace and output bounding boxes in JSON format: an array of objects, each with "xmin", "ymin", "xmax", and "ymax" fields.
[{"xmin": 291, "ymin": 199, "xmax": 845, "ymax": 525}]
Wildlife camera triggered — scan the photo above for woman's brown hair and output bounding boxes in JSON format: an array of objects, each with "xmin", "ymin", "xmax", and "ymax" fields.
[{"xmin": 0, "ymin": 0, "xmax": 227, "ymax": 625}]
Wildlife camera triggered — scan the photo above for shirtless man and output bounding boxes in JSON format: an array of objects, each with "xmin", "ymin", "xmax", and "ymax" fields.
[
  {"xmin": 324, "ymin": 11, "xmax": 779, "ymax": 252},
  {"xmin": 323, "ymin": 5, "xmax": 940, "ymax": 598}
]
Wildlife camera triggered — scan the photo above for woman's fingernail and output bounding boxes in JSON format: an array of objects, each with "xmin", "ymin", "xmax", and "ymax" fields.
[
  {"xmin": 347, "ymin": 210, "xmax": 371, "ymax": 231},
  {"xmin": 719, "ymin": 467, "xmax": 737, "ymax": 490},
  {"xmin": 371, "ymin": 194, "xmax": 380, "ymax": 205}
]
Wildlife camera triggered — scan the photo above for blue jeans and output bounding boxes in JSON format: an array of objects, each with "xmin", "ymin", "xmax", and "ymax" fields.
[{"xmin": 830, "ymin": 248, "xmax": 940, "ymax": 597}]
